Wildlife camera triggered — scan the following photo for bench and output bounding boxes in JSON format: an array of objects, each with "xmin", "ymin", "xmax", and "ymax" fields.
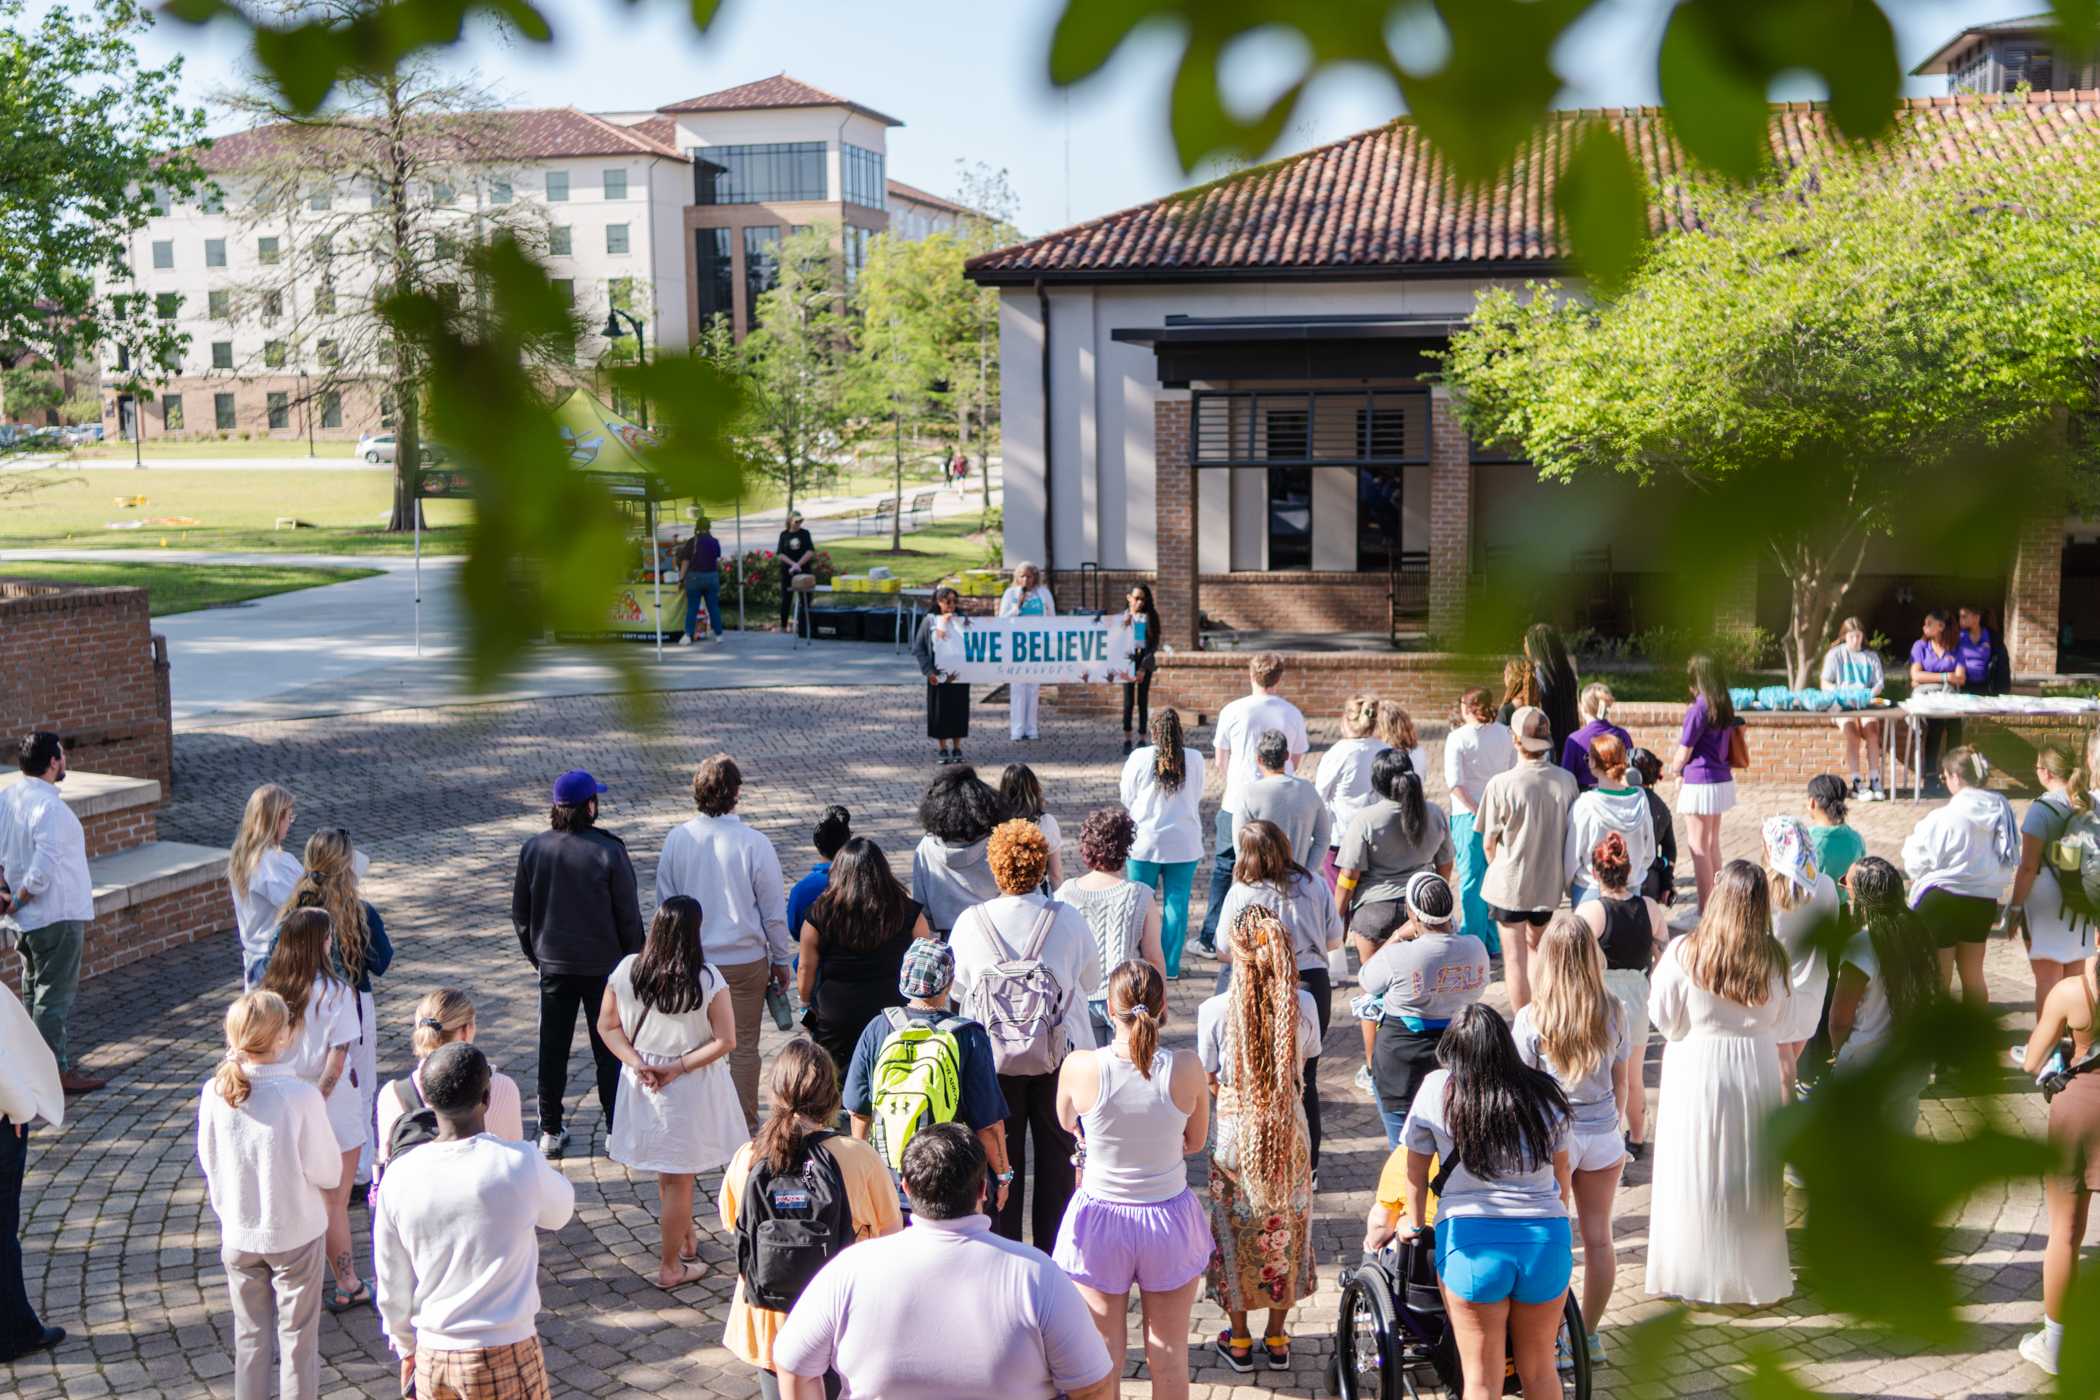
[
  {"xmin": 908, "ymin": 490, "xmax": 936, "ymax": 526},
  {"xmin": 855, "ymin": 497, "xmax": 899, "ymax": 535}
]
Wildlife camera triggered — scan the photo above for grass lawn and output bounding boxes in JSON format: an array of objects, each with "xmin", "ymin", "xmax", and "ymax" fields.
[
  {"xmin": 0, "ymin": 559, "xmax": 381, "ymax": 615},
  {"xmin": 60, "ymin": 439, "xmax": 360, "ymax": 461},
  {"xmin": 1, "ymin": 469, "xmax": 473, "ymax": 555},
  {"xmin": 822, "ymin": 513, "xmax": 999, "ymax": 585}
]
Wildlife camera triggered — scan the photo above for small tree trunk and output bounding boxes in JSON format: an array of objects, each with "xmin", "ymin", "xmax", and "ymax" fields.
[
  {"xmin": 385, "ymin": 386, "xmax": 422, "ymax": 532},
  {"xmin": 889, "ymin": 409, "xmax": 903, "ymax": 553}
]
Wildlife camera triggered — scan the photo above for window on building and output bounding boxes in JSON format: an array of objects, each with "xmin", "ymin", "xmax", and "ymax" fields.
[
  {"xmin": 214, "ymin": 392, "xmax": 236, "ymax": 430},
  {"xmin": 151, "ymin": 240, "xmax": 174, "ymax": 270},
  {"xmin": 201, "ymin": 188, "xmax": 224, "ymax": 214},
  {"xmin": 208, "ymin": 289, "xmax": 231, "ymax": 320},
  {"xmin": 308, "ymin": 186, "xmax": 331, "ymax": 211},
  {"xmin": 161, "ymin": 394, "xmax": 183, "ymax": 430},
  {"xmin": 1357, "ymin": 468, "xmax": 1401, "ymax": 574},
  {"xmin": 313, "ymin": 281, "xmax": 335, "ymax": 317},
  {"xmin": 549, "ymin": 225, "xmax": 572, "ymax": 256},
  {"xmin": 694, "ymin": 142, "xmax": 827, "ymax": 204},
  {"xmin": 311, "ymin": 234, "xmax": 333, "ymax": 264},
  {"xmin": 380, "ymin": 392, "xmax": 397, "ymax": 427},
  {"xmin": 211, "ymin": 340, "xmax": 233, "ymax": 369},
  {"xmin": 604, "ymin": 169, "xmax": 628, "ymax": 200},
  {"xmin": 551, "ymin": 277, "xmax": 574, "ymax": 304},
  {"xmin": 321, "ymin": 391, "xmax": 342, "ymax": 428},
  {"xmin": 489, "ymin": 179, "xmax": 512, "ymax": 205},
  {"xmin": 843, "ymin": 225, "xmax": 870, "ymax": 286},
  {"xmin": 160, "ymin": 345, "xmax": 182, "ymax": 373},
  {"xmin": 605, "ymin": 223, "xmax": 630, "ymax": 255},
  {"xmin": 266, "ymin": 391, "xmax": 289, "ymax": 430},
  {"xmin": 318, "ymin": 339, "xmax": 339, "ymax": 368},
  {"xmin": 1264, "ymin": 409, "xmax": 1312, "ymax": 571},
  {"xmin": 262, "ymin": 340, "xmax": 286, "ymax": 369},
  {"xmin": 261, "ymin": 290, "xmax": 283, "ymax": 323},
  {"xmin": 608, "ymin": 276, "xmax": 635, "ymax": 314},
  {"xmin": 696, "ymin": 227, "xmax": 732, "ymax": 325},
  {"xmin": 258, "ymin": 236, "xmax": 280, "ymax": 264},
  {"xmin": 843, "ymin": 143, "xmax": 886, "ymax": 209},
  {"xmin": 742, "ymin": 225, "xmax": 782, "ymax": 326},
  {"xmin": 155, "ymin": 292, "xmax": 180, "ymax": 320},
  {"xmin": 431, "ymin": 180, "xmax": 455, "ymax": 205},
  {"xmin": 205, "ymin": 238, "xmax": 226, "ymax": 268},
  {"xmin": 145, "ymin": 186, "xmax": 167, "ymax": 215},
  {"xmin": 546, "ymin": 170, "xmax": 570, "ymax": 202}
]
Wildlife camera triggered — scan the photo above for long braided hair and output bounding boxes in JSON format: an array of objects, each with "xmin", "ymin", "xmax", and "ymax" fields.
[{"xmin": 1222, "ymin": 903, "xmax": 1303, "ymax": 1213}]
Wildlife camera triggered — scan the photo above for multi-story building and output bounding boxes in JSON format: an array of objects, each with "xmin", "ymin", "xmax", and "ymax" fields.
[
  {"xmin": 1913, "ymin": 12, "xmax": 2100, "ymax": 93},
  {"xmin": 112, "ymin": 75, "xmax": 973, "ymax": 442}
]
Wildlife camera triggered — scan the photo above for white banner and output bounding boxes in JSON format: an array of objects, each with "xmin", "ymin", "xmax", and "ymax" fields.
[{"xmin": 927, "ymin": 614, "xmax": 1143, "ymax": 685}]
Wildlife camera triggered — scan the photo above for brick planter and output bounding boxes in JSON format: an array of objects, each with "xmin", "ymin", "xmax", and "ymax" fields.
[{"xmin": 0, "ymin": 580, "xmax": 173, "ymax": 792}]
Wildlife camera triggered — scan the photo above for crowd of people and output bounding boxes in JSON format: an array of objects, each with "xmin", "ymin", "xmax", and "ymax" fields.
[{"xmin": 0, "ymin": 609, "xmax": 2095, "ymax": 1397}]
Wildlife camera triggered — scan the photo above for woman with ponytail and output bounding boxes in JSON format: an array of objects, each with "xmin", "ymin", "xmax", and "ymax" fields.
[
  {"xmin": 1121, "ymin": 707, "xmax": 1206, "ymax": 976},
  {"xmin": 599, "ymin": 895, "xmax": 748, "ymax": 1289},
  {"xmin": 197, "ymin": 990, "xmax": 341, "ymax": 1399},
  {"xmin": 1053, "ymin": 962, "xmax": 1209, "ymax": 1398},
  {"xmin": 721, "ymin": 1039, "xmax": 901, "ymax": 1399},
  {"xmin": 374, "ymin": 990, "xmax": 525, "ymax": 1161},
  {"xmin": 1576, "ymin": 832, "xmax": 1667, "ymax": 1156},
  {"xmin": 2009, "ymin": 747, "xmax": 2096, "ymax": 1016},
  {"xmin": 1197, "ymin": 906, "xmax": 1319, "ymax": 1374},
  {"xmin": 281, "ymin": 828, "xmax": 393, "ymax": 1178},
  {"xmin": 1827, "ymin": 858, "xmax": 1940, "ymax": 1128}
]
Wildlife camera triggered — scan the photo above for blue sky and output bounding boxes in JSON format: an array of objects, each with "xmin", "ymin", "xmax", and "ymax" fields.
[{"xmin": 134, "ymin": 0, "xmax": 2041, "ymax": 235}]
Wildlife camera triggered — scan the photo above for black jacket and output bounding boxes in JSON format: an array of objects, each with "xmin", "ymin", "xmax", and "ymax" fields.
[{"xmin": 512, "ymin": 826, "xmax": 644, "ymax": 978}]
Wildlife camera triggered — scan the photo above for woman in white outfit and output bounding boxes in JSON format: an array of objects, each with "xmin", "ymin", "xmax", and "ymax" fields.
[
  {"xmin": 1311, "ymin": 695, "xmax": 1387, "ymax": 892},
  {"xmin": 1820, "ymin": 617, "xmax": 1887, "ymax": 802},
  {"xmin": 283, "ymin": 828, "xmax": 392, "ymax": 1183},
  {"xmin": 1645, "ymin": 859, "xmax": 1793, "ymax": 1306},
  {"xmin": 375, "ymin": 989, "xmax": 526, "ymax": 1158},
  {"xmin": 1512, "ymin": 912, "xmax": 1631, "ymax": 1365},
  {"xmin": 600, "ymin": 894, "xmax": 749, "ymax": 1290},
  {"xmin": 999, "ymin": 560, "xmax": 1056, "ymax": 741},
  {"xmin": 2007, "ymin": 747, "xmax": 2096, "ymax": 1017},
  {"xmin": 1901, "ymin": 746, "xmax": 2018, "ymax": 1011},
  {"xmin": 1053, "ymin": 961, "xmax": 1211, "ymax": 1399},
  {"xmin": 227, "ymin": 784, "xmax": 302, "ymax": 989},
  {"xmin": 1762, "ymin": 816, "xmax": 1837, "ymax": 1100}
]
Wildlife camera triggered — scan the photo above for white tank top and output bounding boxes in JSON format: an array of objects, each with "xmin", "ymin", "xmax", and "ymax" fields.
[{"xmin": 1079, "ymin": 1046, "xmax": 1189, "ymax": 1204}]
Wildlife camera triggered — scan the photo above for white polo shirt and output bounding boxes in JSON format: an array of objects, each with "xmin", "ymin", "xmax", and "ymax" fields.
[{"xmin": 0, "ymin": 776, "xmax": 93, "ymax": 930}]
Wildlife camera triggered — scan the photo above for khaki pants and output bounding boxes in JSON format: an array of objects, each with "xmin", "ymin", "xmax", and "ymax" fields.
[
  {"xmin": 715, "ymin": 957, "xmax": 772, "ymax": 1133},
  {"xmin": 221, "ymin": 1235, "xmax": 325, "ymax": 1400}
]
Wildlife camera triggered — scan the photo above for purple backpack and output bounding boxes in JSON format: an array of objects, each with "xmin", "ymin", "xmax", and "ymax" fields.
[{"xmin": 959, "ymin": 901, "xmax": 1071, "ymax": 1076}]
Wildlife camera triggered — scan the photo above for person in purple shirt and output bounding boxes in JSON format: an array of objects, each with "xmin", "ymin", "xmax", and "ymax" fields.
[
  {"xmin": 677, "ymin": 520, "xmax": 725, "ymax": 645},
  {"xmin": 1908, "ymin": 609, "xmax": 1966, "ymax": 790},
  {"xmin": 1666, "ymin": 654, "xmax": 1739, "ymax": 912},
  {"xmin": 1560, "ymin": 682, "xmax": 1633, "ymax": 792},
  {"xmin": 1955, "ymin": 606, "xmax": 2005, "ymax": 696}
]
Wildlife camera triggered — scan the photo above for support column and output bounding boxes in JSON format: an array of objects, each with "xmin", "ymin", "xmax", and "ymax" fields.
[
  {"xmin": 2007, "ymin": 514, "xmax": 2065, "ymax": 678},
  {"xmin": 1427, "ymin": 392, "xmax": 1471, "ymax": 639},
  {"xmin": 1154, "ymin": 398, "xmax": 1200, "ymax": 650}
]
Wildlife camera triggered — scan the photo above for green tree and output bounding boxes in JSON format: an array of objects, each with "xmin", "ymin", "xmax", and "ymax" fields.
[
  {"xmin": 1440, "ymin": 125, "xmax": 2100, "ymax": 685},
  {"xmin": 949, "ymin": 163, "xmax": 1020, "ymax": 526},
  {"xmin": 1, "ymin": 364, "xmax": 64, "ymax": 423},
  {"xmin": 737, "ymin": 226, "xmax": 855, "ymax": 512},
  {"xmin": 854, "ymin": 232, "xmax": 956, "ymax": 551}
]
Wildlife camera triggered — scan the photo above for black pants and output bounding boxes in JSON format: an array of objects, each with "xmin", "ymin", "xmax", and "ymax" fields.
[
  {"xmin": 992, "ymin": 1069, "xmax": 1077, "ymax": 1248},
  {"xmin": 537, "ymin": 972, "xmax": 619, "ymax": 1137},
  {"xmin": 0, "ymin": 1119, "xmax": 45, "ymax": 1359},
  {"xmin": 757, "ymin": 1367, "xmax": 840, "ymax": 1399},
  {"xmin": 778, "ymin": 568, "xmax": 796, "ymax": 627},
  {"xmin": 1211, "ymin": 963, "xmax": 1332, "ymax": 1172},
  {"xmin": 1122, "ymin": 675, "xmax": 1151, "ymax": 734}
]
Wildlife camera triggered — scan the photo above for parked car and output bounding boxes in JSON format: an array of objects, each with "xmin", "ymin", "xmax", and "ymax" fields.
[{"xmin": 356, "ymin": 432, "xmax": 449, "ymax": 465}]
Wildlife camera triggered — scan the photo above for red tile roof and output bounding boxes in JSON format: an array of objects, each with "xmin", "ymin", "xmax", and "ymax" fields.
[
  {"xmin": 627, "ymin": 115, "xmax": 679, "ymax": 151},
  {"xmin": 966, "ymin": 91, "xmax": 2100, "ymax": 284},
  {"xmin": 191, "ymin": 107, "xmax": 685, "ymax": 173},
  {"xmin": 658, "ymin": 73, "xmax": 900, "ymax": 127}
]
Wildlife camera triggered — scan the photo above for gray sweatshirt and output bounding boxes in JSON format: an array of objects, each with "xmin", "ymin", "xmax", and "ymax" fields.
[
  {"xmin": 1235, "ymin": 773, "xmax": 1333, "ymax": 870},
  {"xmin": 910, "ymin": 834, "xmax": 1001, "ymax": 933}
]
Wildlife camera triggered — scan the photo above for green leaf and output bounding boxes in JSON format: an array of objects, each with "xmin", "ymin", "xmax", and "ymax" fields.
[
  {"xmin": 1741, "ymin": 1345, "xmax": 1822, "ymax": 1400},
  {"xmin": 1554, "ymin": 120, "xmax": 1648, "ymax": 294},
  {"xmin": 1610, "ymin": 1306, "xmax": 1691, "ymax": 1400},
  {"xmin": 1047, "ymin": 0, "xmax": 1177, "ymax": 86},
  {"xmin": 1655, "ymin": 3, "xmax": 1773, "ymax": 182},
  {"xmin": 1399, "ymin": 0, "xmax": 1589, "ymax": 187},
  {"xmin": 2060, "ymin": 1254, "xmax": 2100, "ymax": 1400}
]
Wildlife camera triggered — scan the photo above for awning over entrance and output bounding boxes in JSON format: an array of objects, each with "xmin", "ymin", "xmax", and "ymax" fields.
[{"xmin": 1109, "ymin": 313, "xmax": 1458, "ymax": 387}]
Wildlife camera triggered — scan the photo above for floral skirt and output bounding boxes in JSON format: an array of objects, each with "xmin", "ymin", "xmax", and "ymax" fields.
[{"xmin": 1204, "ymin": 1099, "xmax": 1315, "ymax": 1312}]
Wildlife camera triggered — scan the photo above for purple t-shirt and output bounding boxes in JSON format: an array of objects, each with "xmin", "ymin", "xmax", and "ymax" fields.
[
  {"xmin": 1678, "ymin": 695, "xmax": 1733, "ymax": 786},
  {"xmin": 1561, "ymin": 719, "xmax": 1632, "ymax": 791},
  {"xmin": 685, "ymin": 534, "xmax": 722, "ymax": 572},
  {"xmin": 1909, "ymin": 637, "xmax": 1959, "ymax": 681},
  {"xmin": 1952, "ymin": 628, "xmax": 1992, "ymax": 687}
]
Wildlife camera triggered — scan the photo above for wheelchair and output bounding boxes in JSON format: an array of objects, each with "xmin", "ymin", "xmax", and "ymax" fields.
[{"xmin": 1331, "ymin": 1231, "xmax": 1591, "ymax": 1399}]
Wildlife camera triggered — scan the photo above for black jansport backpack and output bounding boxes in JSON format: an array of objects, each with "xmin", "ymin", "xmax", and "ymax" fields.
[
  {"xmin": 735, "ymin": 1130, "xmax": 854, "ymax": 1310},
  {"xmin": 376, "ymin": 1075, "xmax": 440, "ymax": 1194}
]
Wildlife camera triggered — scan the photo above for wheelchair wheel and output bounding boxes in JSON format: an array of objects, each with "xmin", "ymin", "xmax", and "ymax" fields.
[
  {"xmin": 1558, "ymin": 1293, "xmax": 1592, "ymax": 1400},
  {"xmin": 1335, "ymin": 1265, "xmax": 1403, "ymax": 1399}
]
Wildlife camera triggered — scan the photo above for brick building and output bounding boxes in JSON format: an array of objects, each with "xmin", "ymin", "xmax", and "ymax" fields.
[{"xmin": 965, "ymin": 91, "xmax": 2099, "ymax": 678}]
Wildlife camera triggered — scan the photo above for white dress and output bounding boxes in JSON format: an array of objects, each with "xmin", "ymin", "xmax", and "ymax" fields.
[
  {"xmin": 605, "ymin": 958, "xmax": 749, "ymax": 1175},
  {"xmin": 1644, "ymin": 939, "xmax": 1792, "ymax": 1306},
  {"xmin": 282, "ymin": 977, "xmax": 364, "ymax": 1153},
  {"xmin": 1769, "ymin": 873, "xmax": 1837, "ymax": 1045},
  {"xmin": 2024, "ymin": 791, "xmax": 2096, "ymax": 964}
]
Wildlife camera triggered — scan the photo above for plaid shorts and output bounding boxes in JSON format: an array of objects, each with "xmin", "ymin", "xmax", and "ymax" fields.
[{"xmin": 414, "ymin": 1338, "xmax": 551, "ymax": 1400}]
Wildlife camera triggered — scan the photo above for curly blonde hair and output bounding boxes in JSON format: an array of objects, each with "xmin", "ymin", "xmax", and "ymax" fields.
[
  {"xmin": 1222, "ymin": 904, "xmax": 1303, "ymax": 1214},
  {"xmin": 282, "ymin": 828, "xmax": 370, "ymax": 986},
  {"xmin": 986, "ymin": 818, "xmax": 1050, "ymax": 895}
]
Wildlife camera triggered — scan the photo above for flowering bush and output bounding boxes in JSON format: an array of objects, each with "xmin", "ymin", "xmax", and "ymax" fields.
[{"xmin": 734, "ymin": 547, "xmax": 836, "ymax": 622}]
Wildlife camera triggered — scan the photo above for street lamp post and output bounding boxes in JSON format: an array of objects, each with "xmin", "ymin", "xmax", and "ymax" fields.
[{"xmin": 601, "ymin": 307, "xmax": 648, "ymax": 427}]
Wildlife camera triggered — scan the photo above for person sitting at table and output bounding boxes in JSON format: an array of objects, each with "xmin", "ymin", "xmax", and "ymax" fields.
[
  {"xmin": 1907, "ymin": 609, "xmax": 1964, "ymax": 796},
  {"xmin": 1955, "ymin": 605, "xmax": 2009, "ymax": 697},
  {"xmin": 1820, "ymin": 616, "xmax": 1887, "ymax": 804}
]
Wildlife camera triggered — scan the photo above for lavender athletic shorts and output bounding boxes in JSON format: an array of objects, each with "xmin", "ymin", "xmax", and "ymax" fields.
[{"xmin": 1051, "ymin": 1185, "xmax": 1212, "ymax": 1294}]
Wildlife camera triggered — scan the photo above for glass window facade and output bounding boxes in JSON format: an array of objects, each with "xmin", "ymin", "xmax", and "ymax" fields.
[
  {"xmin": 1265, "ymin": 409, "xmax": 1312, "ymax": 571},
  {"xmin": 843, "ymin": 226, "xmax": 870, "ymax": 285},
  {"xmin": 695, "ymin": 142, "xmax": 827, "ymax": 204},
  {"xmin": 546, "ymin": 170, "xmax": 570, "ymax": 202},
  {"xmin": 604, "ymin": 169, "xmax": 628, "ymax": 200},
  {"xmin": 843, "ymin": 144, "xmax": 885, "ymax": 209},
  {"xmin": 161, "ymin": 394, "xmax": 183, "ymax": 431},
  {"xmin": 266, "ymin": 391, "xmax": 289, "ymax": 430},
  {"xmin": 151, "ymin": 240, "xmax": 174, "ymax": 270},
  {"xmin": 211, "ymin": 340, "xmax": 233, "ymax": 369},
  {"xmin": 696, "ymin": 228, "xmax": 732, "ymax": 325},
  {"xmin": 205, "ymin": 238, "xmax": 226, "ymax": 268},
  {"xmin": 742, "ymin": 225, "xmax": 781, "ymax": 325},
  {"xmin": 605, "ymin": 223, "xmax": 630, "ymax": 255},
  {"xmin": 1356, "ymin": 468, "xmax": 1401, "ymax": 574},
  {"xmin": 214, "ymin": 392, "xmax": 236, "ymax": 430}
]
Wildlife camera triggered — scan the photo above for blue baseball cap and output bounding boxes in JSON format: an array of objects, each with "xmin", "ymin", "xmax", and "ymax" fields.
[{"xmin": 552, "ymin": 770, "xmax": 608, "ymax": 805}]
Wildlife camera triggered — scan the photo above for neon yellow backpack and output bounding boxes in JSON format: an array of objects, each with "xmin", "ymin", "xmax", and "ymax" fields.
[{"xmin": 869, "ymin": 1008, "xmax": 965, "ymax": 1171}]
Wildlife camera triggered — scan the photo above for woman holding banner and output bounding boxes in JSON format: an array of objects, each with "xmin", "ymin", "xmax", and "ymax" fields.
[
  {"xmin": 912, "ymin": 586, "xmax": 971, "ymax": 765},
  {"xmin": 1000, "ymin": 561, "xmax": 1057, "ymax": 742}
]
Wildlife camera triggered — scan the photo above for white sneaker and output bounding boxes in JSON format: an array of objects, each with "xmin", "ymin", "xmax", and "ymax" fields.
[
  {"xmin": 2020, "ymin": 1329, "xmax": 2060, "ymax": 1376},
  {"xmin": 539, "ymin": 1128, "xmax": 569, "ymax": 1160},
  {"xmin": 1354, "ymin": 1064, "xmax": 1377, "ymax": 1097},
  {"xmin": 677, "ymin": 635, "xmax": 693, "ymax": 646}
]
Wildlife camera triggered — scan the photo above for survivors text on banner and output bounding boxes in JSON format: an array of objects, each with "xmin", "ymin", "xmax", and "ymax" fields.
[{"xmin": 927, "ymin": 615, "xmax": 1141, "ymax": 685}]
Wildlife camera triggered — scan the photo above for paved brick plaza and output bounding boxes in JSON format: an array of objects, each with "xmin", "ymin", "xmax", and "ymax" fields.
[{"xmin": 2, "ymin": 686, "xmax": 2061, "ymax": 1398}]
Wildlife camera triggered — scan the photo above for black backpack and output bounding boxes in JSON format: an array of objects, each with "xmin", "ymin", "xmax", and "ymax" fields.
[
  {"xmin": 735, "ymin": 1130, "xmax": 853, "ymax": 1311},
  {"xmin": 377, "ymin": 1075, "xmax": 440, "ymax": 1190}
]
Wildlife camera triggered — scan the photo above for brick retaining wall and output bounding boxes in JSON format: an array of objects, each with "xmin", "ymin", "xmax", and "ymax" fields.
[
  {"xmin": 0, "ymin": 879, "xmax": 234, "ymax": 994},
  {"xmin": 0, "ymin": 581, "xmax": 173, "ymax": 792}
]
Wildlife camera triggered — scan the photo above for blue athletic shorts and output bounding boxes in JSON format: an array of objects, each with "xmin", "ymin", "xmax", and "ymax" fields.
[{"xmin": 1434, "ymin": 1216, "xmax": 1573, "ymax": 1305}]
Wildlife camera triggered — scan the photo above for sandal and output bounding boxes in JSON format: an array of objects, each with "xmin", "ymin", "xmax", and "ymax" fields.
[
  {"xmin": 325, "ymin": 1279, "xmax": 370, "ymax": 1314},
  {"xmin": 1213, "ymin": 1330, "xmax": 1255, "ymax": 1375},
  {"xmin": 657, "ymin": 1259, "xmax": 708, "ymax": 1290},
  {"xmin": 1264, "ymin": 1333, "xmax": 1291, "ymax": 1370}
]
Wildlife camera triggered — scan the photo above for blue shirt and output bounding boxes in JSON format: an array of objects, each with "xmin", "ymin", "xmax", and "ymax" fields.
[
  {"xmin": 786, "ymin": 862, "xmax": 831, "ymax": 941},
  {"xmin": 842, "ymin": 1006, "xmax": 1009, "ymax": 1132}
]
